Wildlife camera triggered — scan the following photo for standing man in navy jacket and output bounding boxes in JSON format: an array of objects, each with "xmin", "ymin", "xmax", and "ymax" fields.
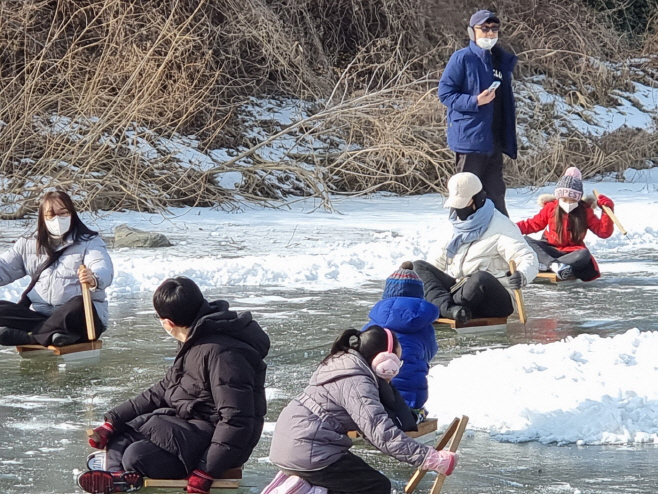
[{"xmin": 438, "ymin": 9, "xmax": 518, "ymax": 217}]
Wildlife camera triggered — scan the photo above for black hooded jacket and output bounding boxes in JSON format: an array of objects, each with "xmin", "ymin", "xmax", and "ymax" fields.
[{"xmin": 105, "ymin": 300, "xmax": 270, "ymax": 477}]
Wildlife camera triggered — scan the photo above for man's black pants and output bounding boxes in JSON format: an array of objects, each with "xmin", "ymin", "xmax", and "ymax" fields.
[
  {"xmin": 106, "ymin": 429, "xmax": 189, "ymax": 478},
  {"xmin": 281, "ymin": 452, "xmax": 391, "ymax": 494},
  {"xmin": 456, "ymin": 150, "xmax": 508, "ymax": 216},
  {"xmin": 0, "ymin": 296, "xmax": 103, "ymax": 346},
  {"xmin": 413, "ymin": 260, "xmax": 514, "ymax": 318}
]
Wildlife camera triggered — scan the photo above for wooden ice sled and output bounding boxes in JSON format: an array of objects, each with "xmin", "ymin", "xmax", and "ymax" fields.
[
  {"xmin": 15, "ymin": 271, "xmax": 101, "ymax": 360},
  {"xmin": 534, "ymin": 272, "xmax": 577, "ymax": 284},
  {"xmin": 143, "ymin": 467, "xmax": 243, "ymax": 490},
  {"xmin": 434, "ymin": 317, "xmax": 508, "ymax": 333},
  {"xmin": 15, "ymin": 340, "xmax": 102, "ymax": 360},
  {"xmin": 348, "ymin": 418, "xmax": 438, "ymax": 441}
]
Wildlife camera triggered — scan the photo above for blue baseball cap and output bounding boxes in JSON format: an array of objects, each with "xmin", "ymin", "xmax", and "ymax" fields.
[{"xmin": 469, "ymin": 9, "xmax": 500, "ymax": 27}]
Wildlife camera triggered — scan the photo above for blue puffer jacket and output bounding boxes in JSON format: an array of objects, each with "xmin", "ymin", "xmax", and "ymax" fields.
[
  {"xmin": 362, "ymin": 297, "xmax": 439, "ymax": 409},
  {"xmin": 438, "ymin": 41, "xmax": 518, "ymax": 158}
]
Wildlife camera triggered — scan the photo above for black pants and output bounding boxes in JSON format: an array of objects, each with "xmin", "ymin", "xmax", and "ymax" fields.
[
  {"xmin": 413, "ymin": 260, "xmax": 514, "ymax": 318},
  {"xmin": 106, "ymin": 429, "xmax": 188, "ymax": 479},
  {"xmin": 282, "ymin": 452, "xmax": 390, "ymax": 494},
  {"xmin": 456, "ymin": 150, "xmax": 508, "ymax": 216},
  {"xmin": 525, "ymin": 237, "xmax": 598, "ymax": 281},
  {"xmin": 0, "ymin": 296, "xmax": 103, "ymax": 346}
]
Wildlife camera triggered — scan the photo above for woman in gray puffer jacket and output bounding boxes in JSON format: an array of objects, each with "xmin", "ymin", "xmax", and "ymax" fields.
[
  {"xmin": 268, "ymin": 326, "xmax": 458, "ymax": 494},
  {"xmin": 0, "ymin": 191, "xmax": 113, "ymax": 347}
]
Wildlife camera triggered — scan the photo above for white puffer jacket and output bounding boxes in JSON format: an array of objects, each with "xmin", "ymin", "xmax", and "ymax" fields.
[
  {"xmin": 431, "ymin": 210, "xmax": 538, "ymax": 294},
  {"xmin": 0, "ymin": 234, "xmax": 113, "ymax": 325}
]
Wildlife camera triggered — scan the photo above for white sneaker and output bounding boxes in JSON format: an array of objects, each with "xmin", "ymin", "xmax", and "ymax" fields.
[
  {"xmin": 538, "ymin": 262, "xmax": 548, "ymax": 272},
  {"xmin": 550, "ymin": 262, "xmax": 573, "ymax": 280},
  {"xmin": 86, "ymin": 451, "xmax": 106, "ymax": 471}
]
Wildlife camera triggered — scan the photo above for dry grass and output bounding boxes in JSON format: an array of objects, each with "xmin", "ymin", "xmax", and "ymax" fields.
[{"xmin": 0, "ymin": 0, "xmax": 653, "ymax": 215}]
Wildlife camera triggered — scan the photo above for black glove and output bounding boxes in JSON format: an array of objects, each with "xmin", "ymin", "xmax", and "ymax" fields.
[
  {"xmin": 508, "ymin": 271, "xmax": 525, "ymax": 290},
  {"xmin": 445, "ymin": 305, "xmax": 471, "ymax": 324}
]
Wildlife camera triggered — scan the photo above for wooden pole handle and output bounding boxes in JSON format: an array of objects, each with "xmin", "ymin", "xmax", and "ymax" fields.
[
  {"xmin": 430, "ymin": 415, "xmax": 469, "ymax": 494},
  {"xmin": 405, "ymin": 417, "xmax": 460, "ymax": 493},
  {"xmin": 80, "ymin": 264, "xmax": 97, "ymax": 343},
  {"xmin": 593, "ymin": 189, "xmax": 627, "ymax": 236},
  {"xmin": 509, "ymin": 260, "xmax": 527, "ymax": 324}
]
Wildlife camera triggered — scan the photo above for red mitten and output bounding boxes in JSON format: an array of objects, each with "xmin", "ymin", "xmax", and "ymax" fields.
[
  {"xmin": 597, "ymin": 194, "xmax": 614, "ymax": 210},
  {"xmin": 186, "ymin": 469, "xmax": 213, "ymax": 494},
  {"xmin": 88, "ymin": 422, "xmax": 114, "ymax": 449}
]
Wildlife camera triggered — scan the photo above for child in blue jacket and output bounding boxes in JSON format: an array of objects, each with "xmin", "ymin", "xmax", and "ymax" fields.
[{"xmin": 362, "ymin": 262, "xmax": 439, "ymax": 418}]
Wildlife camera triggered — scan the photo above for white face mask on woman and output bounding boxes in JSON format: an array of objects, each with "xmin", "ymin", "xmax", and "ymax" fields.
[
  {"xmin": 559, "ymin": 199, "xmax": 579, "ymax": 214},
  {"xmin": 45, "ymin": 215, "xmax": 71, "ymax": 237},
  {"xmin": 476, "ymin": 37, "xmax": 498, "ymax": 50}
]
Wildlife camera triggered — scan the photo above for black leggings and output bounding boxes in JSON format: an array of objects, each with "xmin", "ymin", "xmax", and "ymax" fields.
[
  {"xmin": 525, "ymin": 237, "xmax": 598, "ymax": 281},
  {"xmin": 0, "ymin": 296, "xmax": 103, "ymax": 346},
  {"xmin": 413, "ymin": 260, "xmax": 514, "ymax": 318},
  {"xmin": 282, "ymin": 452, "xmax": 390, "ymax": 494},
  {"xmin": 106, "ymin": 429, "xmax": 188, "ymax": 479}
]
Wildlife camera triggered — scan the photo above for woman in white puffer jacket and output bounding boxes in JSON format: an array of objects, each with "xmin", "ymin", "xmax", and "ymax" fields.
[
  {"xmin": 414, "ymin": 173, "xmax": 538, "ymax": 324},
  {"xmin": 0, "ymin": 191, "xmax": 113, "ymax": 347}
]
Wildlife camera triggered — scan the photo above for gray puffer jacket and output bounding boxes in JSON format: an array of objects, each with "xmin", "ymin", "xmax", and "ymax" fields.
[
  {"xmin": 0, "ymin": 234, "xmax": 114, "ymax": 325},
  {"xmin": 269, "ymin": 350, "xmax": 432, "ymax": 472}
]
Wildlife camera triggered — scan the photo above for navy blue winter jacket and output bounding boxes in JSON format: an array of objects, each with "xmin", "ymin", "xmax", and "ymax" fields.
[
  {"xmin": 362, "ymin": 297, "xmax": 439, "ymax": 409},
  {"xmin": 438, "ymin": 41, "xmax": 518, "ymax": 158}
]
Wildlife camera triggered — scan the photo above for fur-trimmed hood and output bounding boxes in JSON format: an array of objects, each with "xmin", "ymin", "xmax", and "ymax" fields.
[{"xmin": 538, "ymin": 193, "xmax": 597, "ymax": 208}]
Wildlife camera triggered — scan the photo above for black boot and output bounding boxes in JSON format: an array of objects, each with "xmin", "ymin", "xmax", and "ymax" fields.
[
  {"xmin": 445, "ymin": 305, "xmax": 472, "ymax": 324},
  {"xmin": 0, "ymin": 327, "xmax": 37, "ymax": 346},
  {"xmin": 51, "ymin": 332, "xmax": 81, "ymax": 347}
]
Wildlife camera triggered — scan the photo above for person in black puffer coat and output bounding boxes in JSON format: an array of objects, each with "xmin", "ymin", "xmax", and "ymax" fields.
[{"xmin": 77, "ymin": 277, "xmax": 270, "ymax": 494}]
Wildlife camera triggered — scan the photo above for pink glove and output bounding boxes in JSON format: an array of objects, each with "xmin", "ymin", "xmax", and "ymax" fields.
[
  {"xmin": 88, "ymin": 422, "xmax": 114, "ymax": 449},
  {"xmin": 597, "ymin": 193, "xmax": 614, "ymax": 210},
  {"xmin": 422, "ymin": 449, "xmax": 459, "ymax": 475},
  {"xmin": 186, "ymin": 469, "xmax": 213, "ymax": 494}
]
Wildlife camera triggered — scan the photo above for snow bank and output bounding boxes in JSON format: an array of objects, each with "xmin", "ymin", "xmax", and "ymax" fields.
[{"xmin": 426, "ymin": 328, "xmax": 658, "ymax": 445}]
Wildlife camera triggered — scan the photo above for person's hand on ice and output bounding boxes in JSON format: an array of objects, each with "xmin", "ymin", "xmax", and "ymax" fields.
[
  {"xmin": 88, "ymin": 422, "xmax": 114, "ymax": 449},
  {"xmin": 422, "ymin": 449, "xmax": 459, "ymax": 475},
  {"xmin": 507, "ymin": 270, "xmax": 525, "ymax": 290},
  {"xmin": 597, "ymin": 194, "xmax": 614, "ymax": 210},
  {"xmin": 186, "ymin": 469, "xmax": 214, "ymax": 494}
]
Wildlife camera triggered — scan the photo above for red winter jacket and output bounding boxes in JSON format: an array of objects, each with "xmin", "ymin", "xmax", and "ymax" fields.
[{"xmin": 517, "ymin": 195, "xmax": 614, "ymax": 278}]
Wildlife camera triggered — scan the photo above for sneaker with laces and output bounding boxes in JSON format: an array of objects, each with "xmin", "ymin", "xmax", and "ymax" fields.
[
  {"xmin": 550, "ymin": 262, "xmax": 573, "ymax": 280},
  {"xmin": 77, "ymin": 470, "xmax": 143, "ymax": 493},
  {"xmin": 86, "ymin": 451, "xmax": 107, "ymax": 471}
]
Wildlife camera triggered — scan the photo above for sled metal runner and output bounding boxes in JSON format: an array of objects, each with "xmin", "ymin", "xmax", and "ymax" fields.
[
  {"xmin": 435, "ymin": 317, "xmax": 508, "ymax": 333},
  {"xmin": 143, "ymin": 467, "xmax": 242, "ymax": 490}
]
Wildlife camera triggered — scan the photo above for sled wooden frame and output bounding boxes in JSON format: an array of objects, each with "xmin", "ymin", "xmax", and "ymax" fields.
[
  {"xmin": 435, "ymin": 317, "xmax": 508, "ymax": 333},
  {"xmin": 15, "ymin": 267, "xmax": 101, "ymax": 360},
  {"xmin": 348, "ymin": 418, "xmax": 438, "ymax": 441},
  {"xmin": 534, "ymin": 272, "xmax": 577, "ymax": 283},
  {"xmin": 405, "ymin": 415, "xmax": 469, "ymax": 494},
  {"xmin": 143, "ymin": 467, "xmax": 243, "ymax": 490}
]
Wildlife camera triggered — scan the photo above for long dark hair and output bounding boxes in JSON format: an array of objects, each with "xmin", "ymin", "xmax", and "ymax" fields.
[
  {"xmin": 36, "ymin": 191, "xmax": 98, "ymax": 256},
  {"xmin": 553, "ymin": 200, "xmax": 588, "ymax": 244},
  {"xmin": 322, "ymin": 326, "xmax": 400, "ymax": 366}
]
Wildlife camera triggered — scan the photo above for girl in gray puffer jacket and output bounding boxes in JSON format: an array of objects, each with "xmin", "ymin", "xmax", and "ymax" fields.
[
  {"xmin": 0, "ymin": 191, "xmax": 113, "ymax": 347},
  {"xmin": 268, "ymin": 326, "xmax": 457, "ymax": 494}
]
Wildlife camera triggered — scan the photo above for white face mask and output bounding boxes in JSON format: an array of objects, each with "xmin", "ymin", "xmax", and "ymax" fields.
[
  {"xmin": 476, "ymin": 37, "xmax": 498, "ymax": 50},
  {"xmin": 559, "ymin": 199, "xmax": 579, "ymax": 214},
  {"xmin": 45, "ymin": 215, "xmax": 71, "ymax": 237}
]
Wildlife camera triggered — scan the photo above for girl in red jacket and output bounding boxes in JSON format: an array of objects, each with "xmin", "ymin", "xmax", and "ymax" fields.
[{"xmin": 516, "ymin": 167, "xmax": 615, "ymax": 281}]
